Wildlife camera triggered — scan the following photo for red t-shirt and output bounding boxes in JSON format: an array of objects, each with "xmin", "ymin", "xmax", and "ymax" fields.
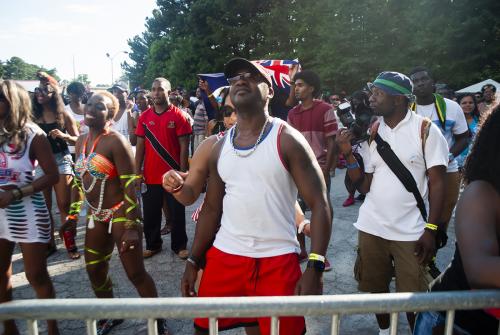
[
  {"xmin": 287, "ymin": 100, "xmax": 338, "ymax": 168},
  {"xmin": 136, "ymin": 105, "xmax": 192, "ymax": 184}
]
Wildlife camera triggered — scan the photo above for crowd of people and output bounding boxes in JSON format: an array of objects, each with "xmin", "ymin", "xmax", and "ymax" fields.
[{"xmin": 0, "ymin": 58, "xmax": 498, "ymax": 335}]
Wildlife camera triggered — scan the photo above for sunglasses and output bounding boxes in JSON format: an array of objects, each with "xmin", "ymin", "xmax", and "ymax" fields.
[
  {"xmin": 221, "ymin": 105, "xmax": 235, "ymax": 117},
  {"xmin": 227, "ymin": 72, "xmax": 261, "ymax": 85},
  {"xmin": 34, "ymin": 87, "xmax": 54, "ymax": 96}
]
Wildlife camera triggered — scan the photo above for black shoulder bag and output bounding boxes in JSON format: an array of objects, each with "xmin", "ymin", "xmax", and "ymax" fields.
[{"xmin": 373, "ymin": 132, "xmax": 448, "ymax": 249}]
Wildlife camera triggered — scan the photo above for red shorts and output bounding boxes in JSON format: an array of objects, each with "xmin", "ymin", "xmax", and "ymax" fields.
[{"xmin": 194, "ymin": 247, "xmax": 305, "ymax": 335}]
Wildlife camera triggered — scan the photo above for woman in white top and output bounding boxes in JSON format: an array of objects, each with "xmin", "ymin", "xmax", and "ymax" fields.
[{"xmin": 0, "ymin": 80, "xmax": 60, "ymax": 335}]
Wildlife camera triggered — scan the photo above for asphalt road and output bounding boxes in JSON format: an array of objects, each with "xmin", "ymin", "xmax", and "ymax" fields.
[{"xmin": 4, "ymin": 168, "xmax": 456, "ymax": 334}]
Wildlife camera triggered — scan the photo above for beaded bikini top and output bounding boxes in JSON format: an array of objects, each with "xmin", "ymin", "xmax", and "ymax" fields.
[{"xmin": 75, "ymin": 131, "xmax": 117, "ymax": 180}]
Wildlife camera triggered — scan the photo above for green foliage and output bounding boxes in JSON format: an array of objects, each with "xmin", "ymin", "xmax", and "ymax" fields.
[
  {"xmin": 124, "ymin": 0, "xmax": 500, "ymax": 93},
  {"xmin": 1, "ymin": 56, "xmax": 59, "ymax": 81},
  {"xmin": 76, "ymin": 74, "xmax": 91, "ymax": 85}
]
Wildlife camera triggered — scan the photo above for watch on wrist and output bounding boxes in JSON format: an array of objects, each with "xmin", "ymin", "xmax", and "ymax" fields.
[{"xmin": 307, "ymin": 259, "xmax": 325, "ymax": 272}]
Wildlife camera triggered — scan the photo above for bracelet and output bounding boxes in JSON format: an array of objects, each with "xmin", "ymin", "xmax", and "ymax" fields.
[
  {"xmin": 172, "ymin": 183, "xmax": 184, "ymax": 193},
  {"xmin": 186, "ymin": 257, "xmax": 199, "ymax": 269},
  {"xmin": 297, "ymin": 219, "xmax": 310, "ymax": 234},
  {"xmin": 11, "ymin": 187, "xmax": 23, "ymax": 201},
  {"xmin": 308, "ymin": 253, "xmax": 325, "ymax": 263},
  {"xmin": 425, "ymin": 223, "xmax": 438, "ymax": 231},
  {"xmin": 66, "ymin": 214, "xmax": 78, "ymax": 221},
  {"xmin": 346, "ymin": 161, "xmax": 360, "ymax": 170},
  {"xmin": 124, "ymin": 218, "xmax": 142, "ymax": 230}
]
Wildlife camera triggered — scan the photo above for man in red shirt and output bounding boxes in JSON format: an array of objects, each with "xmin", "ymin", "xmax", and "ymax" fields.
[
  {"xmin": 287, "ymin": 70, "xmax": 338, "ymax": 195},
  {"xmin": 135, "ymin": 77, "xmax": 192, "ymax": 259}
]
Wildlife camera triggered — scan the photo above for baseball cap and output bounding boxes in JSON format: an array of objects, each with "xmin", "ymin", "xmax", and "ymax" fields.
[
  {"xmin": 224, "ymin": 58, "xmax": 273, "ymax": 87},
  {"xmin": 111, "ymin": 82, "xmax": 129, "ymax": 93},
  {"xmin": 369, "ymin": 71, "xmax": 413, "ymax": 96}
]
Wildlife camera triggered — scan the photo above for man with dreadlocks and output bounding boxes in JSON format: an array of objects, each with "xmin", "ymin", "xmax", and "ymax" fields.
[{"xmin": 409, "ymin": 66, "xmax": 469, "ymax": 276}]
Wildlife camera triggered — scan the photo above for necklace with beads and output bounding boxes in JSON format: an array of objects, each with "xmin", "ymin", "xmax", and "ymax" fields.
[{"xmin": 230, "ymin": 117, "xmax": 269, "ymax": 158}]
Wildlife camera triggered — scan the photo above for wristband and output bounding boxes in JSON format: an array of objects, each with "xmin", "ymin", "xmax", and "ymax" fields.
[
  {"xmin": 425, "ymin": 223, "xmax": 438, "ymax": 231},
  {"xmin": 66, "ymin": 214, "xmax": 78, "ymax": 221},
  {"xmin": 308, "ymin": 253, "xmax": 325, "ymax": 263},
  {"xmin": 346, "ymin": 161, "xmax": 360, "ymax": 170},
  {"xmin": 297, "ymin": 219, "xmax": 310, "ymax": 234}
]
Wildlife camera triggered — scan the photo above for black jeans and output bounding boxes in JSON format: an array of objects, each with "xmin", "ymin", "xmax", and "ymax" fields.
[{"xmin": 142, "ymin": 184, "xmax": 187, "ymax": 253}]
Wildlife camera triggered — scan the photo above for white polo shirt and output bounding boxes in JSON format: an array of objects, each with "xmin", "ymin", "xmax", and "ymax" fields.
[
  {"xmin": 414, "ymin": 98, "xmax": 468, "ymax": 173},
  {"xmin": 354, "ymin": 111, "xmax": 448, "ymax": 241}
]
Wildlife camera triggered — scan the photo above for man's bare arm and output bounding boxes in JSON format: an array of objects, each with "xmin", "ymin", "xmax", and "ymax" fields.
[{"xmin": 281, "ymin": 125, "xmax": 332, "ymax": 257}]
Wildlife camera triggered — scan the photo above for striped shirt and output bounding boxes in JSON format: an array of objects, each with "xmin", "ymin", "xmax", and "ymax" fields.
[{"xmin": 193, "ymin": 102, "xmax": 208, "ymax": 135}]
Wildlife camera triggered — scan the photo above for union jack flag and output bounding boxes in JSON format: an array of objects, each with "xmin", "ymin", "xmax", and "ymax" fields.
[{"xmin": 255, "ymin": 59, "xmax": 301, "ymax": 90}]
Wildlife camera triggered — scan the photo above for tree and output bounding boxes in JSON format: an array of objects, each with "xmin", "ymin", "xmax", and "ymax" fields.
[
  {"xmin": 2, "ymin": 56, "xmax": 60, "ymax": 81},
  {"xmin": 76, "ymin": 74, "xmax": 91, "ymax": 85},
  {"xmin": 124, "ymin": 0, "xmax": 500, "ymax": 93}
]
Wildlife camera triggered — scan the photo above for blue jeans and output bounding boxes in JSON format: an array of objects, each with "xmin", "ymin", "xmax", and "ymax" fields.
[{"xmin": 414, "ymin": 311, "xmax": 471, "ymax": 335}]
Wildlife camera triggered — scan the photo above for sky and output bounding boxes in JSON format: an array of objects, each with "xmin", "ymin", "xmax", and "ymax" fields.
[{"xmin": 0, "ymin": 0, "xmax": 157, "ymax": 86}]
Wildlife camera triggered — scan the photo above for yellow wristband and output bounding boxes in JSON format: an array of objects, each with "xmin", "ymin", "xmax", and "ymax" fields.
[
  {"xmin": 425, "ymin": 223, "xmax": 438, "ymax": 231},
  {"xmin": 308, "ymin": 253, "xmax": 325, "ymax": 263}
]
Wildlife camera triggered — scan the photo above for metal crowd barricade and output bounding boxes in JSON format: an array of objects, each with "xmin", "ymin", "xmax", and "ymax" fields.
[{"xmin": 0, "ymin": 290, "xmax": 499, "ymax": 335}]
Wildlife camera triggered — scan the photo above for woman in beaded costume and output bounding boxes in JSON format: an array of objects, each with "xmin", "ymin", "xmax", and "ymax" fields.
[
  {"xmin": 0, "ymin": 80, "xmax": 60, "ymax": 335},
  {"xmin": 62, "ymin": 91, "xmax": 169, "ymax": 335}
]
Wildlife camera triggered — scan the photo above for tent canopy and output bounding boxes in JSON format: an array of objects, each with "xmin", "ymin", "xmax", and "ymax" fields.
[{"xmin": 457, "ymin": 79, "xmax": 500, "ymax": 93}]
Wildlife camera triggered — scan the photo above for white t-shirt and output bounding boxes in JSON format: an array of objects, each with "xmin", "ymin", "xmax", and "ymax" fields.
[
  {"xmin": 414, "ymin": 98, "xmax": 468, "ymax": 172},
  {"xmin": 354, "ymin": 111, "xmax": 449, "ymax": 241}
]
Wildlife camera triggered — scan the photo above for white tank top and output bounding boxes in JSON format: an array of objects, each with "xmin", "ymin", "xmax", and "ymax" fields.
[
  {"xmin": 111, "ymin": 109, "xmax": 129, "ymax": 139},
  {"xmin": 0, "ymin": 123, "xmax": 41, "ymax": 187},
  {"xmin": 213, "ymin": 118, "xmax": 300, "ymax": 257}
]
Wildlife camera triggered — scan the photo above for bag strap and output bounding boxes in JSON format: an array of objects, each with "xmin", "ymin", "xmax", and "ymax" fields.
[
  {"xmin": 420, "ymin": 117, "xmax": 432, "ymax": 172},
  {"xmin": 373, "ymin": 132, "xmax": 428, "ymax": 221}
]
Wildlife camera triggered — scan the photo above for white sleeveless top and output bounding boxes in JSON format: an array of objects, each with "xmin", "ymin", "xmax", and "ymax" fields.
[
  {"xmin": 111, "ymin": 109, "xmax": 129, "ymax": 139},
  {"xmin": 213, "ymin": 118, "xmax": 300, "ymax": 257},
  {"xmin": 0, "ymin": 123, "xmax": 41, "ymax": 187}
]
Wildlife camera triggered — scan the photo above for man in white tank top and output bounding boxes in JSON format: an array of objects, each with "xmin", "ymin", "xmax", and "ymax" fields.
[
  {"xmin": 111, "ymin": 82, "xmax": 136, "ymax": 145},
  {"xmin": 181, "ymin": 58, "xmax": 333, "ymax": 335}
]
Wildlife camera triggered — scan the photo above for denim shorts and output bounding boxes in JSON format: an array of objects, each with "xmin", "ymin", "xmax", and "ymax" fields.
[{"xmin": 35, "ymin": 152, "xmax": 74, "ymax": 177}]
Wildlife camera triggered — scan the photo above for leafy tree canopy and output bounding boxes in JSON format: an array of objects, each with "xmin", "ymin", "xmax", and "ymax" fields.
[
  {"xmin": 124, "ymin": 0, "xmax": 500, "ymax": 94},
  {"xmin": 1, "ymin": 56, "xmax": 60, "ymax": 81}
]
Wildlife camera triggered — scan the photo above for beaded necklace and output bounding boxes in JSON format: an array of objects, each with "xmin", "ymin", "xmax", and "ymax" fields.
[
  {"xmin": 80, "ymin": 131, "xmax": 111, "ymax": 229},
  {"xmin": 230, "ymin": 117, "xmax": 269, "ymax": 158}
]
